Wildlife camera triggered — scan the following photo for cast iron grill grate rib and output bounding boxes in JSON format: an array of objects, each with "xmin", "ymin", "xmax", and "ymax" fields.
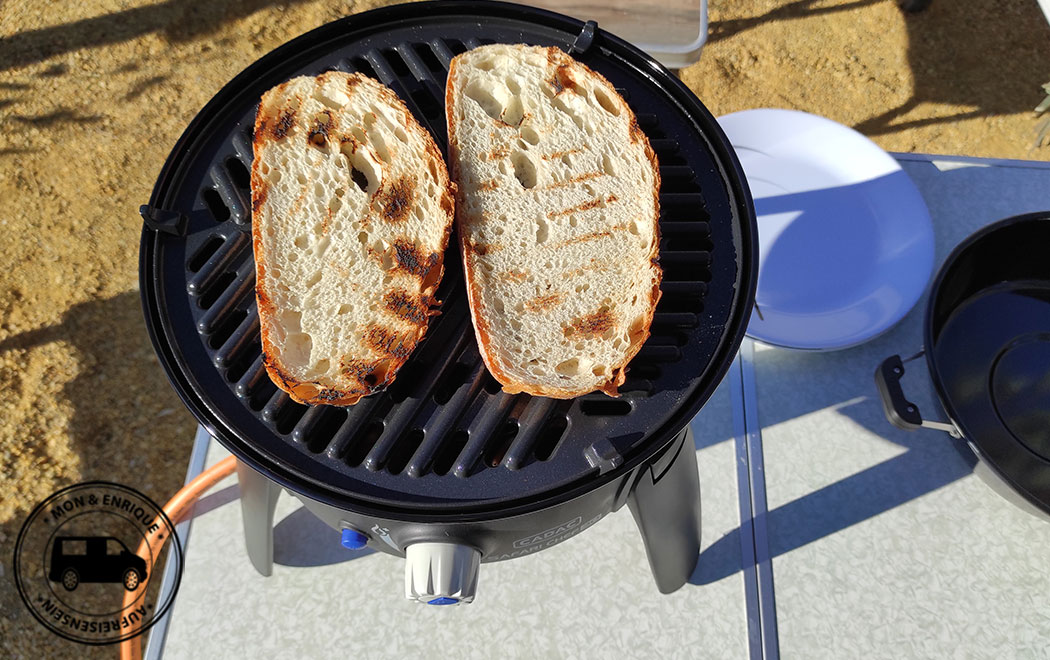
[
  {"xmin": 190, "ymin": 43, "xmax": 707, "ymax": 472},
  {"xmin": 142, "ymin": 2, "xmax": 754, "ymax": 513}
]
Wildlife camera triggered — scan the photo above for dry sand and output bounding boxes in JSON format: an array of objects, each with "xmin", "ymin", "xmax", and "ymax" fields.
[{"xmin": 1, "ymin": 0, "xmax": 1048, "ymax": 657}]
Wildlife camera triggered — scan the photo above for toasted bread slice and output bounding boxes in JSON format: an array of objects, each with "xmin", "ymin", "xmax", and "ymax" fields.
[
  {"xmin": 252, "ymin": 72, "xmax": 454, "ymax": 406},
  {"xmin": 446, "ymin": 44, "xmax": 661, "ymax": 398}
]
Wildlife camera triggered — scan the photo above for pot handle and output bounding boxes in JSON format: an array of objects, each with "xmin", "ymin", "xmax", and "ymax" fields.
[
  {"xmin": 876, "ymin": 354, "xmax": 924, "ymax": 430},
  {"xmin": 875, "ymin": 352, "xmax": 960, "ymax": 436}
]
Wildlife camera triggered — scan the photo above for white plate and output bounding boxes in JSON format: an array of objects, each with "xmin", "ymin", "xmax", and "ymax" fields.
[{"xmin": 717, "ymin": 109, "xmax": 935, "ymax": 351}]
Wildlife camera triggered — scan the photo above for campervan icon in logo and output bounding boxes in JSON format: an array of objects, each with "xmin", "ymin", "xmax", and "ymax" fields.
[
  {"xmin": 13, "ymin": 481, "xmax": 182, "ymax": 645},
  {"xmin": 49, "ymin": 536, "xmax": 148, "ymax": 592}
]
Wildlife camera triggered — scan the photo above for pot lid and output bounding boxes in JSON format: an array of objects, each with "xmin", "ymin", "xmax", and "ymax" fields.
[
  {"xmin": 990, "ymin": 333, "xmax": 1050, "ymax": 460},
  {"xmin": 934, "ymin": 286, "xmax": 1050, "ymax": 510}
]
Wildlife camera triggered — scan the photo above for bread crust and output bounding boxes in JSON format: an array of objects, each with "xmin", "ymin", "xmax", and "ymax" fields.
[
  {"xmin": 253, "ymin": 72, "xmax": 455, "ymax": 406},
  {"xmin": 447, "ymin": 46, "xmax": 662, "ymax": 399}
]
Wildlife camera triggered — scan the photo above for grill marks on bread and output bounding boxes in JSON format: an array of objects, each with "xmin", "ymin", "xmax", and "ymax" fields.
[
  {"xmin": 525, "ymin": 292, "xmax": 564, "ymax": 312},
  {"xmin": 363, "ymin": 324, "xmax": 414, "ymax": 359},
  {"xmin": 382, "ymin": 289, "xmax": 430, "ymax": 325},
  {"xmin": 271, "ymin": 108, "xmax": 297, "ymax": 140},
  {"xmin": 447, "ymin": 44, "xmax": 661, "ymax": 398},
  {"xmin": 252, "ymin": 179, "xmax": 268, "ymax": 214},
  {"xmin": 568, "ymin": 309, "xmax": 616, "ymax": 338},
  {"xmin": 392, "ymin": 238, "xmax": 440, "ymax": 279},
  {"xmin": 545, "ymin": 51, "xmax": 580, "ymax": 95},
  {"xmin": 547, "ymin": 194, "xmax": 618, "ymax": 218},
  {"xmin": 253, "ymin": 72, "xmax": 454, "ymax": 406},
  {"xmin": 554, "ymin": 227, "xmax": 621, "ymax": 249},
  {"xmin": 307, "ymin": 109, "xmax": 334, "ymax": 147},
  {"xmin": 374, "ymin": 177, "xmax": 414, "ymax": 223},
  {"xmin": 540, "ymin": 170, "xmax": 605, "ymax": 190}
]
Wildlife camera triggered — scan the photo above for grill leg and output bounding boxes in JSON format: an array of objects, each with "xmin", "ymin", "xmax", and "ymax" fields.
[
  {"xmin": 627, "ymin": 427, "xmax": 701, "ymax": 594},
  {"xmin": 236, "ymin": 459, "xmax": 281, "ymax": 577}
]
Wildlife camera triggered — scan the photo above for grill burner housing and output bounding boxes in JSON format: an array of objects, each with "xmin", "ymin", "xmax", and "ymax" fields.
[{"xmin": 141, "ymin": 1, "xmax": 756, "ymax": 601}]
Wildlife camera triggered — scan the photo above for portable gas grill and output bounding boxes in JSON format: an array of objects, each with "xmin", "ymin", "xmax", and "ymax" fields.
[{"xmin": 140, "ymin": 0, "xmax": 756, "ymax": 604}]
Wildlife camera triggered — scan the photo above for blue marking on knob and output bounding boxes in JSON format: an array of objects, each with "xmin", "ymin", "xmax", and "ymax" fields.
[{"xmin": 340, "ymin": 528, "xmax": 368, "ymax": 550}]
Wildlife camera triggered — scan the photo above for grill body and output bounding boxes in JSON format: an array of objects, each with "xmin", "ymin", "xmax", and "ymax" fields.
[
  {"xmin": 141, "ymin": 1, "xmax": 756, "ymax": 599},
  {"xmin": 230, "ymin": 424, "xmax": 699, "ymax": 595},
  {"xmin": 291, "ymin": 426, "xmax": 691, "ymax": 561}
]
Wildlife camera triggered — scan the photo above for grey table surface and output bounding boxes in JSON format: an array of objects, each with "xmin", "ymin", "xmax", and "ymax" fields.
[
  {"xmin": 158, "ymin": 153, "xmax": 1050, "ymax": 659},
  {"xmin": 755, "ymin": 154, "xmax": 1050, "ymax": 660},
  {"xmin": 160, "ymin": 385, "xmax": 745, "ymax": 660}
]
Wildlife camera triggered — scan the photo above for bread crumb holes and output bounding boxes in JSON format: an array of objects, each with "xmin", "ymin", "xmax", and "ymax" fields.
[{"xmin": 593, "ymin": 87, "xmax": 621, "ymax": 116}]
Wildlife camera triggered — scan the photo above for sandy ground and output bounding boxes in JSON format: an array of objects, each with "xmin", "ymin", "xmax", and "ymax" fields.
[{"xmin": 0, "ymin": 0, "xmax": 1048, "ymax": 657}]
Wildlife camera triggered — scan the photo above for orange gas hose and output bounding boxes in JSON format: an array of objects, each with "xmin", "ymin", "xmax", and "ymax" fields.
[{"xmin": 119, "ymin": 455, "xmax": 237, "ymax": 660}]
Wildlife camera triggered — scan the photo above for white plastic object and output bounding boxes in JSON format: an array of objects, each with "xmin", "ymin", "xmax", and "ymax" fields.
[
  {"xmin": 718, "ymin": 109, "xmax": 935, "ymax": 351},
  {"xmin": 525, "ymin": 0, "xmax": 708, "ymax": 68}
]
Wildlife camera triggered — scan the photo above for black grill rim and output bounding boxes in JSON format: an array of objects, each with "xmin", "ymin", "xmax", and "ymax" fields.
[{"xmin": 140, "ymin": 0, "xmax": 757, "ymax": 522}]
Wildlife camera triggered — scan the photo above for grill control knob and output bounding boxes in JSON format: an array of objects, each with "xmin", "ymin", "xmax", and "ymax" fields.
[
  {"xmin": 340, "ymin": 528, "xmax": 368, "ymax": 550},
  {"xmin": 404, "ymin": 543, "xmax": 480, "ymax": 605}
]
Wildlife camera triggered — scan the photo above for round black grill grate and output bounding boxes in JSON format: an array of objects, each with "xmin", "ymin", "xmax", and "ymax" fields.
[{"xmin": 140, "ymin": 1, "xmax": 756, "ymax": 516}]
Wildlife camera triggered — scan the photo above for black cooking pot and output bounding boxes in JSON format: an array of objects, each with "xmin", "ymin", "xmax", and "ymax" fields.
[{"xmin": 876, "ymin": 212, "xmax": 1050, "ymax": 521}]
